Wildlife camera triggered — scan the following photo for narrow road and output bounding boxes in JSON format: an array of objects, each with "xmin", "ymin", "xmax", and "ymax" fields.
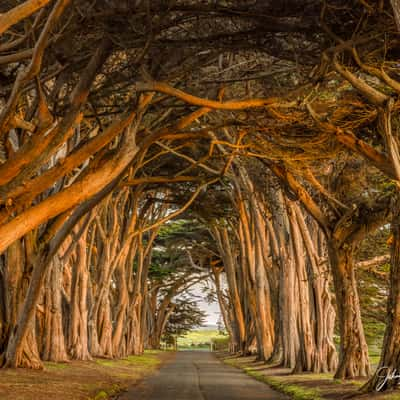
[{"xmin": 119, "ymin": 351, "xmax": 289, "ymax": 400}]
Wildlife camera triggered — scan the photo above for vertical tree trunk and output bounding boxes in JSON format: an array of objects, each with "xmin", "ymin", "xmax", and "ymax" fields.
[
  {"xmin": 249, "ymin": 197, "xmax": 275, "ymax": 361},
  {"xmin": 2, "ymin": 238, "xmax": 42, "ymax": 368},
  {"xmin": 264, "ymin": 215, "xmax": 283, "ymax": 363},
  {"xmin": 294, "ymin": 205, "xmax": 338, "ymax": 373},
  {"xmin": 391, "ymin": 0, "xmax": 400, "ymax": 32},
  {"xmin": 112, "ymin": 259, "xmax": 129, "ymax": 357},
  {"xmin": 69, "ymin": 238, "xmax": 92, "ymax": 360},
  {"xmin": 272, "ymin": 193, "xmax": 299, "ymax": 369},
  {"xmin": 0, "ymin": 255, "xmax": 7, "ymax": 354},
  {"xmin": 287, "ymin": 202, "xmax": 315, "ymax": 373},
  {"xmin": 42, "ymin": 256, "xmax": 69, "ymax": 362},
  {"xmin": 254, "ymin": 232, "xmax": 274, "ymax": 361},
  {"xmin": 146, "ymin": 288, "xmax": 160, "ymax": 349},
  {"xmin": 365, "ymin": 200, "xmax": 400, "ymax": 391},
  {"xmin": 328, "ymin": 240, "xmax": 370, "ymax": 379},
  {"xmin": 213, "ymin": 226, "xmax": 246, "ymax": 353},
  {"xmin": 211, "ymin": 265, "xmax": 236, "ymax": 348},
  {"xmin": 98, "ymin": 296, "xmax": 113, "ymax": 358},
  {"xmin": 3, "ymin": 181, "xmax": 114, "ymax": 368},
  {"xmin": 290, "ymin": 202, "xmax": 338, "ymax": 373}
]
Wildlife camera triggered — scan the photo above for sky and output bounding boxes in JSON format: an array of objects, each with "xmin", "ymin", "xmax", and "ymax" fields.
[
  {"xmin": 200, "ymin": 296, "xmax": 221, "ymax": 326},
  {"xmin": 190, "ymin": 282, "xmax": 221, "ymax": 327}
]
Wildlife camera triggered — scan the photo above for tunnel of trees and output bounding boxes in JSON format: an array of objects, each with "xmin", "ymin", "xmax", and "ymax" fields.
[{"xmin": 2, "ymin": 0, "xmax": 400, "ymax": 394}]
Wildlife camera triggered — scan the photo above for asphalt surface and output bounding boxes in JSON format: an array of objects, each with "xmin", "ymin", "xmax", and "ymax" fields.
[{"xmin": 119, "ymin": 351, "xmax": 289, "ymax": 400}]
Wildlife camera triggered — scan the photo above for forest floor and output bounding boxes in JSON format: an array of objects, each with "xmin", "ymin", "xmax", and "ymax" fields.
[
  {"xmin": 0, "ymin": 350, "xmax": 173, "ymax": 400},
  {"xmin": 219, "ymin": 353, "xmax": 400, "ymax": 400}
]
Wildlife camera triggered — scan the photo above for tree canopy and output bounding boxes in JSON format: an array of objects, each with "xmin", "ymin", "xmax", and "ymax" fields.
[{"xmin": 1, "ymin": 0, "xmax": 400, "ymax": 395}]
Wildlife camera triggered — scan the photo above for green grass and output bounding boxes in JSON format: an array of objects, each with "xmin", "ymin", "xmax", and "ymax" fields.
[
  {"xmin": 94, "ymin": 391, "xmax": 108, "ymax": 400},
  {"xmin": 384, "ymin": 394, "xmax": 400, "ymax": 400},
  {"xmin": 223, "ymin": 349, "xmax": 394, "ymax": 400},
  {"xmin": 44, "ymin": 361, "xmax": 69, "ymax": 370},
  {"xmin": 370, "ymin": 354, "xmax": 381, "ymax": 365},
  {"xmin": 93, "ymin": 384, "xmax": 121, "ymax": 400},
  {"xmin": 0, "ymin": 351, "xmax": 167, "ymax": 400},
  {"xmin": 243, "ymin": 368, "xmax": 323, "ymax": 400},
  {"xmin": 91, "ymin": 352, "xmax": 162, "ymax": 399},
  {"xmin": 177, "ymin": 329, "xmax": 228, "ymax": 349},
  {"xmin": 224, "ymin": 358, "xmax": 323, "ymax": 400},
  {"xmin": 96, "ymin": 351, "xmax": 161, "ymax": 369}
]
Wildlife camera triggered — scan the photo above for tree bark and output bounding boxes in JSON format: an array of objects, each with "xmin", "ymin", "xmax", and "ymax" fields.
[
  {"xmin": 1, "ymin": 238, "xmax": 42, "ymax": 368},
  {"xmin": 292, "ymin": 203, "xmax": 338, "ymax": 373},
  {"xmin": 328, "ymin": 240, "xmax": 370, "ymax": 379},
  {"xmin": 69, "ymin": 237, "xmax": 92, "ymax": 361},
  {"xmin": 41, "ymin": 256, "xmax": 69, "ymax": 362},
  {"xmin": 364, "ymin": 199, "xmax": 400, "ymax": 391},
  {"xmin": 213, "ymin": 226, "xmax": 246, "ymax": 353}
]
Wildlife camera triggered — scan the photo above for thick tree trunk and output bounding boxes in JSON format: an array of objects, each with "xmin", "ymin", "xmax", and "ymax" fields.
[
  {"xmin": 271, "ymin": 193, "xmax": 299, "ymax": 369},
  {"xmin": 391, "ymin": 0, "xmax": 400, "ymax": 32},
  {"xmin": 3, "ymin": 180, "xmax": 116, "ymax": 368},
  {"xmin": 112, "ymin": 260, "xmax": 129, "ymax": 357},
  {"xmin": 280, "ymin": 244, "xmax": 300, "ymax": 369},
  {"xmin": 98, "ymin": 296, "xmax": 113, "ymax": 358},
  {"xmin": 126, "ymin": 237, "xmax": 154, "ymax": 356},
  {"xmin": 328, "ymin": 241, "xmax": 370, "ymax": 379},
  {"xmin": 2, "ymin": 238, "xmax": 42, "ymax": 368},
  {"xmin": 0, "ymin": 255, "xmax": 6, "ymax": 354},
  {"xmin": 42, "ymin": 256, "xmax": 69, "ymax": 362},
  {"xmin": 253, "ymin": 217, "xmax": 274, "ymax": 361},
  {"xmin": 8, "ymin": 318, "xmax": 42, "ymax": 369},
  {"xmin": 236, "ymin": 223, "xmax": 255, "ymax": 355},
  {"xmin": 69, "ymin": 238, "xmax": 92, "ymax": 360},
  {"xmin": 264, "ymin": 216, "xmax": 283, "ymax": 363},
  {"xmin": 292, "ymin": 203, "xmax": 338, "ymax": 373},
  {"xmin": 211, "ymin": 266, "xmax": 235, "ymax": 348},
  {"xmin": 365, "ymin": 202, "xmax": 400, "ymax": 391},
  {"xmin": 288, "ymin": 203, "xmax": 316, "ymax": 373},
  {"xmin": 213, "ymin": 226, "xmax": 246, "ymax": 353}
]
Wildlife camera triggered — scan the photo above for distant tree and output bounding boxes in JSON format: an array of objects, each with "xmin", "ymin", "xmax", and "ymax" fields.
[
  {"xmin": 217, "ymin": 315, "xmax": 226, "ymax": 335},
  {"xmin": 162, "ymin": 298, "xmax": 206, "ymax": 345}
]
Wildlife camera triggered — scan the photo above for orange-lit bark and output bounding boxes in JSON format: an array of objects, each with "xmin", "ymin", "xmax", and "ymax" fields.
[{"xmin": 0, "ymin": 0, "xmax": 51, "ymax": 36}]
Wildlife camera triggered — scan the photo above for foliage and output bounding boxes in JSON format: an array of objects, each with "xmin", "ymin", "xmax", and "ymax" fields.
[{"xmin": 162, "ymin": 299, "xmax": 207, "ymax": 344}]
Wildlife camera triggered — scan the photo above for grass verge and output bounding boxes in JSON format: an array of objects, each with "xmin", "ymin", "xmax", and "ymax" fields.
[
  {"xmin": 0, "ymin": 350, "xmax": 171, "ymax": 400},
  {"xmin": 221, "ymin": 354, "xmax": 400, "ymax": 400},
  {"xmin": 223, "ymin": 357, "xmax": 322, "ymax": 400},
  {"xmin": 244, "ymin": 368, "xmax": 323, "ymax": 400}
]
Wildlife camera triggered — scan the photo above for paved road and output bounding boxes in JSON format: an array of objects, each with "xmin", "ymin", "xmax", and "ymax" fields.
[{"xmin": 119, "ymin": 351, "xmax": 288, "ymax": 400}]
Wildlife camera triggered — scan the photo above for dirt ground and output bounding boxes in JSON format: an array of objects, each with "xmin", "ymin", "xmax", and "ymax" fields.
[{"xmin": 0, "ymin": 350, "xmax": 174, "ymax": 400}]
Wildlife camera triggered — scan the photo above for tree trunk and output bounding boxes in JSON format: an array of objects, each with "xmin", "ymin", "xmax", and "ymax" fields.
[
  {"xmin": 253, "ymin": 212, "xmax": 274, "ymax": 361},
  {"xmin": 328, "ymin": 240, "xmax": 370, "ymax": 379},
  {"xmin": 288, "ymin": 202, "xmax": 316, "ymax": 373},
  {"xmin": 112, "ymin": 259, "xmax": 129, "ymax": 357},
  {"xmin": 391, "ymin": 0, "xmax": 400, "ymax": 32},
  {"xmin": 272, "ymin": 193, "xmax": 299, "ymax": 369},
  {"xmin": 2, "ymin": 238, "xmax": 42, "ymax": 368},
  {"xmin": 42, "ymin": 256, "xmax": 69, "ymax": 362},
  {"xmin": 292, "ymin": 203, "xmax": 338, "ymax": 373},
  {"xmin": 364, "ymin": 200, "xmax": 400, "ymax": 391},
  {"xmin": 69, "ymin": 238, "xmax": 92, "ymax": 360},
  {"xmin": 211, "ymin": 266, "xmax": 235, "ymax": 348}
]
